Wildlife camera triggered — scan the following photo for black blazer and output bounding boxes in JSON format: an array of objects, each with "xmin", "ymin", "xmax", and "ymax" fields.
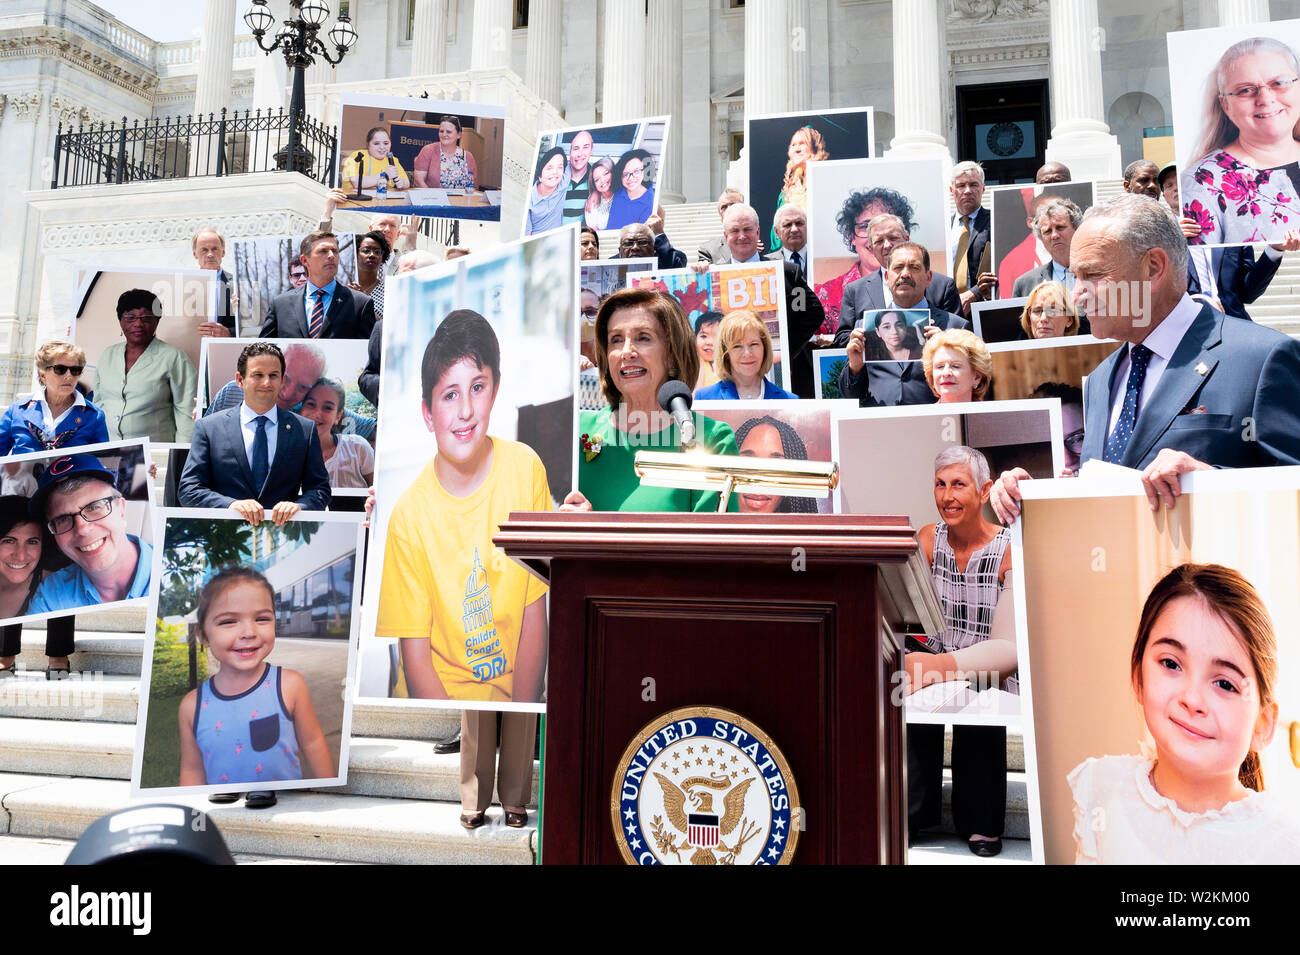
[
  {"xmin": 1186, "ymin": 246, "xmax": 1281, "ymax": 321},
  {"xmin": 1080, "ymin": 303, "xmax": 1300, "ymax": 469},
  {"xmin": 261, "ymin": 284, "xmax": 376, "ymax": 339},
  {"xmin": 836, "ymin": 308, "xmax": 970, "ymax": 407},
  {"xmin": 832, "ymin": 271, "xmax": 961, "ymax": 347},
  {"xmin": 952, "ymin": 207, "xmax": 991, "ymax": 287},
  {"xmin": 359, "ymin": 321, "xmax": 381, "ymax": 407},
  {"xmin": 178, "ymin": 406, "xmax": 332, "ymax": 511}
]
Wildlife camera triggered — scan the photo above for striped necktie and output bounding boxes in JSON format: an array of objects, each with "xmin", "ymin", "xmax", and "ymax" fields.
[
  {"xmin": 308, "ymin": 290, "xmax": 325, "ymax": 338},
  {"xmin": 954, "ymin": 216, "xmax": 971, "ymax": 292}
]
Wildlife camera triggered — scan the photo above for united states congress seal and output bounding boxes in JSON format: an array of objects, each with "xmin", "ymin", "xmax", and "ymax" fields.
[{"xmin": 610, "ymin": 705, "xmax": 800, "ymax": 865}]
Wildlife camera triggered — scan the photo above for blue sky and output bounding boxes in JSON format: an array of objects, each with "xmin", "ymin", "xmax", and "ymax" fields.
[{"xmin": 96, "ymin": 0, "xmax": 205, "ymax": 42}]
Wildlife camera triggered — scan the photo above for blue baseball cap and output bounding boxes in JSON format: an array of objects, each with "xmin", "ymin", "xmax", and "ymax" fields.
[{"xmin": 30, "ymin": 453, "xmax": 116, "ymax": 519}]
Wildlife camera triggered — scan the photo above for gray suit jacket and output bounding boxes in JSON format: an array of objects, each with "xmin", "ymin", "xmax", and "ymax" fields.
[
  {"xmin": 832, "ymin": 271, "xmax": 962, "ymax": 347},
  {"xmin": 261, "ymin": 284, "xmax": 376, "ymax": 340},
  {"xmin": 1081, "ymin": 303, "xmax": 1300, "ymax": 469},
  {"xmin": 1011, "ymin": 260, "xmax": 1056, "ymax": 299},
  {"xmin": 836, "ymin": 308, "xmax": 970, "ymax": 407},
  {"xmin": 697, "ymin": 235, "xmax": 728, "ymax": 264}
]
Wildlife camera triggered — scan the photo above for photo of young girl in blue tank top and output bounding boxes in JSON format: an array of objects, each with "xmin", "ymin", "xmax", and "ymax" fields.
[{"xmin": 178, "ymin": 566, "xmax": 334, "ymax": 787}]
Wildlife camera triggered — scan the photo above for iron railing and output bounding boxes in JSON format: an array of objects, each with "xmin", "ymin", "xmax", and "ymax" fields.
[{"xmin": 51, "ymin": 108, "xmax": 338, "ymax": 189}]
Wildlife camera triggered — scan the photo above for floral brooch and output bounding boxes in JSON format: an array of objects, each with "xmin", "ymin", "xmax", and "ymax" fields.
[{"xmin": 580, "ymin": 431, "xmax": 603, "ymax": 462}]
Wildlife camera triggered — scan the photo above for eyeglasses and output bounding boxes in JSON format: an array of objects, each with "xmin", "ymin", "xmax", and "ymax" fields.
[
  {"xmin": 43, "ymin": 364, "xmax": 84, "ymax": 377},
  {"xmin": 1064, "ymin": 430, "xmax": 1085, "ymax": 454},
  {"xmin": 619, "ymin": 240, "xmax": 654, "ymax": 252},
  {"xmin": 1221, "ymin": 76, "xmax": 1300, "ymax": 98},
  {"xmin": 852, "ymin": 221, "xmax": 874, "ymax": 237},
  {"xmin": 580, "ymin": 306, "xmax": 599, "ymax": 318},
  {"xmin": 47, "ymin": 494, "xmax": 119, "ymax": 536}
]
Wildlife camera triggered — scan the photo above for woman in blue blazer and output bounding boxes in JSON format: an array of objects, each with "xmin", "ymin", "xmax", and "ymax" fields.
[
  {"xmin": 694, "ymin": 310, "xmax": 799, "ymax": 401},
  {"xmin": 0, "ymin": 342, "xmax": 109, "ymax": 456}
]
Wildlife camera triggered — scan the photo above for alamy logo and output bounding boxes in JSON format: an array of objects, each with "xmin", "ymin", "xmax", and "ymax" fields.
[{"xmin": 49, "ymin": 885, "xmax": 151, "ymax": 935}]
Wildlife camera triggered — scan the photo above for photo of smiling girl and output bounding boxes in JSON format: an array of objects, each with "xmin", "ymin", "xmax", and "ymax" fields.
[
  {"xmin": 178, "ymin": 566, "xmax": 334, "ymax": 787},
  {"xmin": 1068, "ymin": 563, "xmax": 1300, "ymax": 863}
]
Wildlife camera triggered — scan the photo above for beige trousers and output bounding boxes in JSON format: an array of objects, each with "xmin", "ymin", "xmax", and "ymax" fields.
[{"xmin": 459, "ymin": 709, "xmax": 537, "ymax": 813}]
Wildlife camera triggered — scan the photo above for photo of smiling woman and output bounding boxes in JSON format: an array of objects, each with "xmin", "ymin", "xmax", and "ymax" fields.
[{"xmin": 341, "ymin": 125, "xmax": 411, "ymax": 193}]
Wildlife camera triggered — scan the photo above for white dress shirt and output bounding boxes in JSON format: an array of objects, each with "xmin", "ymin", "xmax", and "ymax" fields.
[
  {"xmin": 239, "ymin": 402, "xmax": 280, "ymax": 471},
  {"xmin": 1105, "ymin": 293, "xmax": 1201, "ymax": 437},
  {"xmin": 36, "ymin": 387, "xmax": 87, "ymax": 433}
]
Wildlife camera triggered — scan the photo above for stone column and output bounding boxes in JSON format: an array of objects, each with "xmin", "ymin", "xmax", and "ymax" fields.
[
  {"xmin": 194, "ymin": 0, "xmax": 236, "ymax": 117},
  {"xmin": 470, "ymin": 0, "xmax": 513, "ymax": 71},
  {"xmin": 744, "ymin": 0, "xmax": 811, "ymax": 117},
  {"xmin": 525, "ymin": 0, "xmax": 562, "ymax": 107},
  {"xmin": 883, "ymin": 0, "xmax": 950, "ymax": 163},
  {"xmin": 411, "ymin": 0, "xmax": 448, "ymax": 74},
  {"xmin": 1044, "ymin": 0, "xmax": 1122, "ymax": 180},
  {"xmin": 602, "ymin": 0, "xmax": 646, "ymax": 121},
  {"xmin": 646, "ymin": 0, "xmax": 683, "ymax": 201},
  {"xmin": 1216, "ymin": 0, "xmax": 1269, "ymax": 26}
]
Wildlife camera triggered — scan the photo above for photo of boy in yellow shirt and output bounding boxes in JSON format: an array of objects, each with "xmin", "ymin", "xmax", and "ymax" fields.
[{"xmin": 375, "ymin": 309, "xmax": 550, "ymax": 703}]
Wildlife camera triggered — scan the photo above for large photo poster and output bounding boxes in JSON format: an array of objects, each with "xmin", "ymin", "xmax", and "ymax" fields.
[
  {"xmin": 358, "ymin": 226, "xmax": 577, "ymax": 712},
  {"xmin": 988, "ymin": 180, "xmax": 1095, "ymax": 295},
  {"xmin": 522, "ymin": 117, "xmax": 670, "ymax": 236},
  {"xmin": 1015, "ymin": 469, "xmax": 1300, "ymax": 864},
  {"xmin": 133, "ymin": 510, "xmax": 363, "ymax": 797},
  {"xmin": 744, "ymin": 107, "xmax": 874, "ymax": 255},
  {"xmin": 1168, "ymin": 19, "xmax": 1300, "ymax": 246},
  {"xmin": 335, "ymin": 93, "xmax": 505, "ymax": 220},
  {"xmin": 229, "ymin": 233, "xmax": 358, "ymax": 336}
]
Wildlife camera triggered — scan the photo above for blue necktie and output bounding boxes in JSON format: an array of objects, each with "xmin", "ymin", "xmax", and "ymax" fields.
[
  {"xmin": 1103, "ymin": 344, "xmax": 1153, "ymax": 464},
  {"xmin": 251, "ymin": 415, "xmax": 269, "ymax": 494},
  {"xmin": 308, "ymin": 290, "xmax": 325, "ymax": 338}
]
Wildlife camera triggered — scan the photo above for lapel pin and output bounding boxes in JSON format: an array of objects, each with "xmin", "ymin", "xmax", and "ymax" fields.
[{"xmin": 1195, "ymin": 361, "xmax": 1208, "ymax": 376}]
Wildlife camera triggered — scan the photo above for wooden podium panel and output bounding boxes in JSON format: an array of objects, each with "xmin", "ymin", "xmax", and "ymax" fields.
[{"xmin": 496, "ymin": 512, "xmax": 940, "ymax": 865}]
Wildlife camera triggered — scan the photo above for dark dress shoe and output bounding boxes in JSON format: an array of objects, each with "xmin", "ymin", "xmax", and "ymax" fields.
[
  {"xmin": 460, "ymin": 811, "xmax": 486, "ymax": 829},
  {"xmin": 245, "ymin": 791, "xmax": 277, "ymax": 809},
  {"xmin": 504, "ymin": 810, "xmax": 527, "ymax": 828},
  {"xmin": 433, "ymin": 731, "xmax": 461, "ymax": 755},
  {"xmin": 968, "ymin": 837, "xmax": 1002, "ymax": 857},
  {"xmin": 208, "ymin": 792, "xmax": 241, "ymax": 804}
]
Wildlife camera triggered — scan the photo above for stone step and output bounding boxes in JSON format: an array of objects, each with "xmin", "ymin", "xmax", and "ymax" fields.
[
  {"xmin": 0, "ymin": 672, "xmax": 138, "ymax": 723},
  {"xmin": 341, "ymin": 735, "xmax": 539, "ymax": 805},
  {"xmin": 13, "ymin": 632, "xmax": 146, "ymax": 676},
  {"xmin": 0, "ymin": 773, "xmax": 535, "ymax": 865},
  {"xmin": 69, "ymin": 606, "xmax": 148, "ymax": 632},
  {"xmin": 0, "ymin": 832, "xmax": 363, "ymax": 865},
  {"xmin": 908, "ymin": 832, "xmax": 1032, "ymax": 864},
  {"xmin": 349, "ymin": 699, "xmax": 462, "ymax": 741}
]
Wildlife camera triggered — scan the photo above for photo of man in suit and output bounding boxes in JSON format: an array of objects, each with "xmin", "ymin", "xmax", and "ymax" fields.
[
  {"xmin": 179, "ymin": 342, "xmax": 332, "ymax": 526},
  {"xmin": 992, "ymin": 195, "xmax": 1300, "ymax": 521},
  {"xmin": 949, "ymin": 161, "xmax": 996, "ymax": 316},
  {"xmin": 838, "ymin": 242, "xmax": 970, "ymax": 407},
  {"xmin": 833, "ymin": 213, "xmax": 961, "ymax": 346},
  {"xmin": 260, "ymin": 232, "xmax": 376, "ymax": 340}
]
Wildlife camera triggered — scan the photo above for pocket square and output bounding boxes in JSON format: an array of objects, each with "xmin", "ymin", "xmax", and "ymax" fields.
[{"xmin": 1181, "ymin": 405, "xmax": 1209, "ymax": 415}]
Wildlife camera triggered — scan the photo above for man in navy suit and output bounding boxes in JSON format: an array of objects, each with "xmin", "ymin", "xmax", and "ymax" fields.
[
  {"xmin": 611, "ymin": 220, "xmax": 687, "ymax": 270},
  {"xmin": 949, "ymin": 161, "xmax": 996, "ymax": 316},
  {"xmin": 178, "ymin": 342, "xmax": 331, "ymax": 525},
  {"xmin": 833, "ymin": 214, "xmax": 960, "ymax": 346},
  {"xmin": 260, "ymin": 232, "xmax": 376, "ymax": 340},
  {"xmin": 837, "ymin": 242, "xmax": 970, "ymax": 407},
  {"xmin": 992, "ymin": 194, "xmax": 1300, "ymax": 521}
]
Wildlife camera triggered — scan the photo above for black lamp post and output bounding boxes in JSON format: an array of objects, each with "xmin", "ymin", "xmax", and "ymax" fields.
[{"xmin": 244, "ymin": 0, "xmax": 357, "ymax": 172}]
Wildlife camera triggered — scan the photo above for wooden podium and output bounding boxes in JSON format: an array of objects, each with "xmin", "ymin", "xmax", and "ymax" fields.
[{"xmin": 495, "ymin": 512, "xmax": 942, "ymax": 865}]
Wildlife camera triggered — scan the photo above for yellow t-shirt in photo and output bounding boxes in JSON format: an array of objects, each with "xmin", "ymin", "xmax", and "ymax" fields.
[
  {"xmin": 341, "ymin": 152, "xmax": 410, "ymax": 188},
  {"xmin": 376, "ymin": 438, "xmax": 551, "ymax": 702}
]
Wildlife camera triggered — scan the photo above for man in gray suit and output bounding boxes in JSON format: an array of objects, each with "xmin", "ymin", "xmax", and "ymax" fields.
[
  {"xmin": 697, "ymin": 188, "xmax": 746, "ymax": 264},
  {"xmin": 837, "ymin": 242, "xmax": 970, "ymax": 407},
  {"xmin": 260, "ymin": 232, "xmax": 376, "ymax": 340},
  {"xmin": 992, "ymin": 194, "xmax": 1300, "ymax": 520},
  {"xmin": 833, "ymin": 214, "xmax": 961, "ymax": 346},
  {"xmin": 764, "ymin": 204, "xmax": 808, "ymax": 280}
]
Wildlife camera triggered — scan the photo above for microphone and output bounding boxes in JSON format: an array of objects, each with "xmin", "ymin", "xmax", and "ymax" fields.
[
  {"xmin": 347, "ymin": 150, "xmax": 372, "ymax": 202},
  {"xmin": 658, "ymin": 380, "xmax": 696, "ymax": 450}
]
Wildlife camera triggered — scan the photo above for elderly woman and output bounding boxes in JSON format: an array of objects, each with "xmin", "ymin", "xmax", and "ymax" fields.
[
  {"xmin": 413, "ymin": 115, "xmax": 477, "ymax": 190},
  {"xmin": 733, "ymin": 416, "xmax": 818, "ymax": 514},
  {"xmin": 1018, "ymin": 280, "xmax": 1078, "ymax": 340},
  {"xmin": 1182, "ymin": 37, "xmax": 1300, "ymax": 244},
  {"xmin": 771, "ymin": 125, "xmax": 830, "ymax": 252},
  {"xmin": 695, "ymin": 309, "xmax": 798, "ymax": 400},
  {"xmin": 341, "ymin": 125, "xmax": 410, "ymax": 192},
  {"xmin": 583, "ymin": 157, "xmax": 617, "ymax": 231},
  {"xmin": 93, "ymin": 290, "xmax": 197, "ymax": 443},
  {"xmin": 0, "ymin": 342, "xmax": 109, "ymax": 454},
  {"xmin": 907, "ymin": 445, "xmax": 1016, "ymax": 857},
  {"xmin": 563, "ymin": 287, "xmax": 738, "ymax": 512},
  {"xmin": 524, "ymin": 146, "xmax": 567, "ymax": 236},
  {"xmin": 816, "ymin": 187, "xmax": 917, "ymax": 326},
  {"xmin": 922, "ymin": 327, "xmax": 993, "ymax": 404},
  {"xmin": 0, "ymin": 496, "xmax": 78, "ymax": 678},
  {"xmin": 606, "ymin": 149, "xmax": 655, "ymax": 230}
]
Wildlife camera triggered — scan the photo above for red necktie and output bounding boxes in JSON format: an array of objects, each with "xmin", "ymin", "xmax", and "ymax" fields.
[{"xmin": 308, "ymin": 290, "xmax": 325, "ymax": 338}]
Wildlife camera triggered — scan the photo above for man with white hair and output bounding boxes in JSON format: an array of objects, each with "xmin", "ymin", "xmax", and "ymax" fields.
[
  {"xmin": 192, "ymin": 228, "xmax": 236, "ymax": 337},
  {"xmin": 712, "ymin": 203, "xmax": 825, "ymax": 397},
  {"xmin": 992, "ymin": 194, "xmax": 1300, "ymax": 520},
  {"xmin": 698, "ymin": 188, "xmax": 747, "ymax": 264},
  {"xmin": 948, "ymin": 161, "xmax": 996, "ymax": 316},
  {"xmin": 1010, "ymin": 198, "xmax": 1084, "ymax": 298},
  {"xmin": 765, "ymin": 204, "xmax": 808, "ymax": 280}
]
